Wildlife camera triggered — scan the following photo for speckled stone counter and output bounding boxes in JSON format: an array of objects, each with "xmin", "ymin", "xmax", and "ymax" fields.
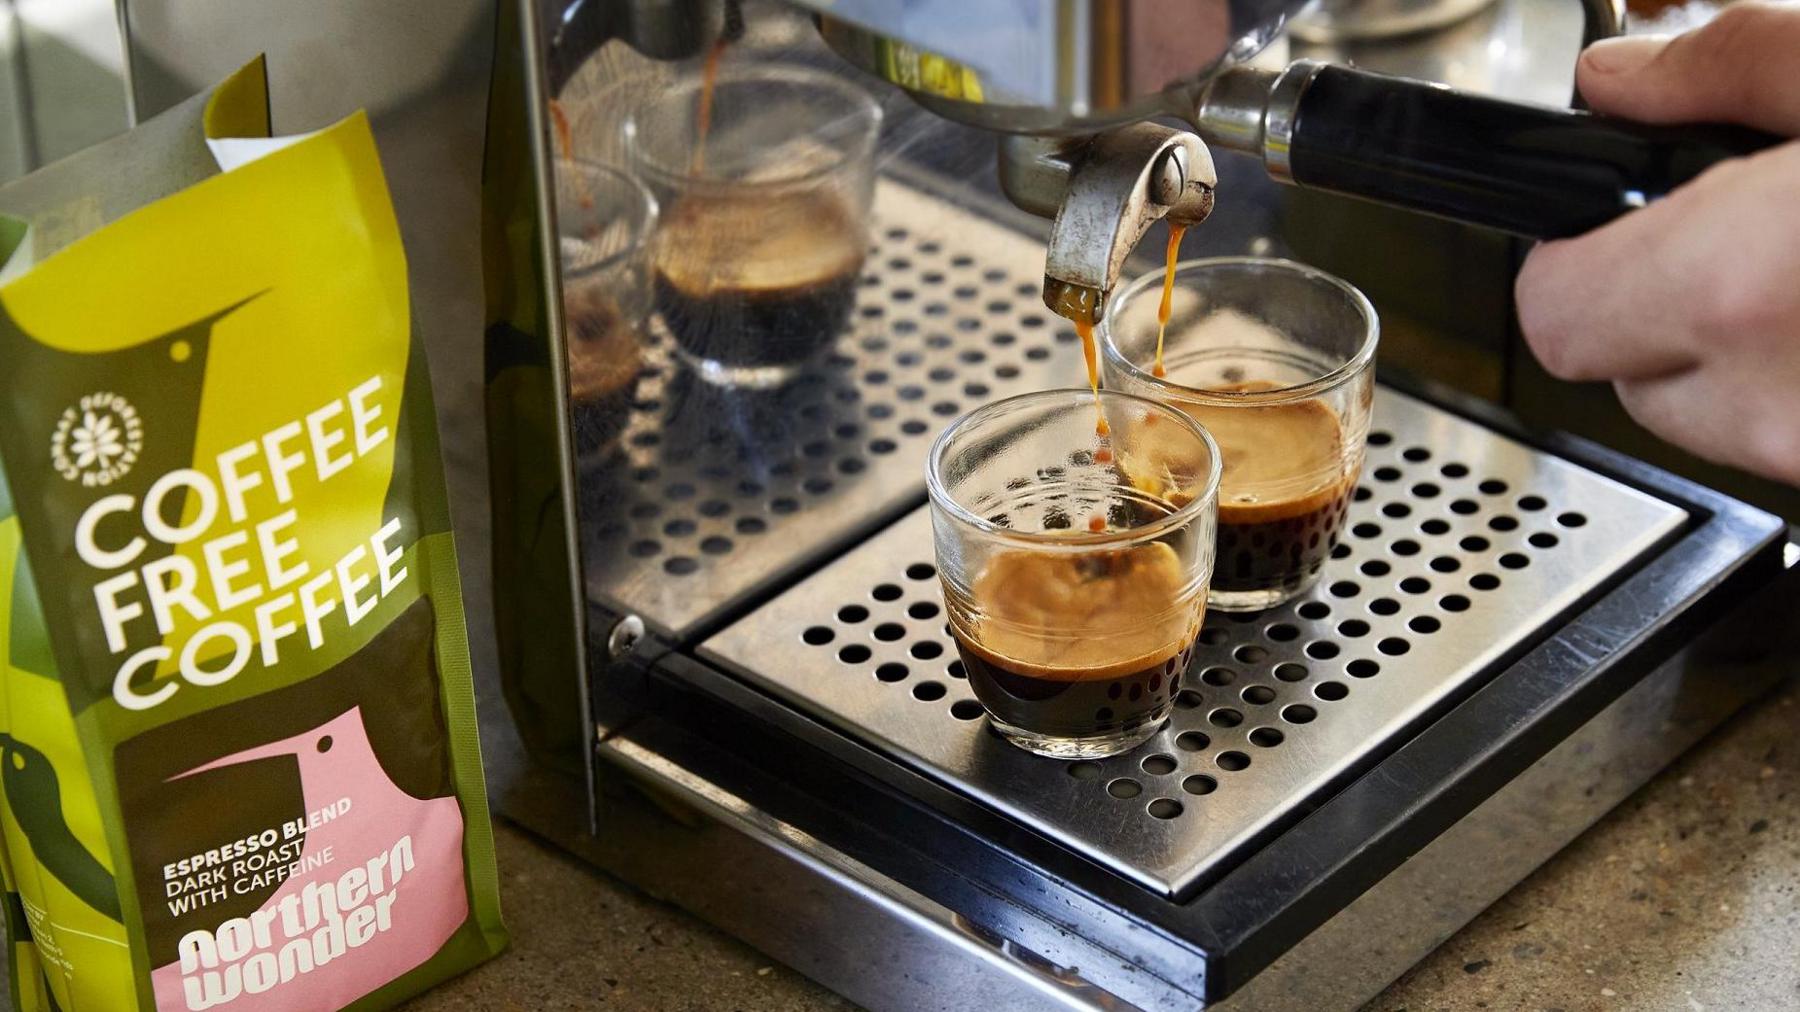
[{"xmin": 413, "ymin": 676, "xmax": 1800, "ymax": 1012}]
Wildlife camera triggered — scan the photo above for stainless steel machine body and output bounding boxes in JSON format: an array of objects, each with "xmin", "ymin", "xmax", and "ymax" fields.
[{"xmin": 112, "ymin": 1, "xmax": 1795, "ymax": 1009}]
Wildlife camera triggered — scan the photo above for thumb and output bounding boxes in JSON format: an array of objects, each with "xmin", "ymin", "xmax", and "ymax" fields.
[{"xmin": 1577, "ymin": 3, "xmax": 1800, "ymax": 136}]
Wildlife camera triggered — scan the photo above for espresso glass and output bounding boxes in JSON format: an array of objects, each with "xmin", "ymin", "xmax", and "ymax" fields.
[
  {"xmin": 1101, "ymin": 257, "xmax": 1378, "ymax": 612},
  {"xmin": 927, "ymin": 389, "xmax": 1221, "ymax": 759},
  {"xmin": 556, "ymin": 160, "xmax": 658, "ymax": 456},
  {"xmin": 623, "ymin": 63, "xmax": 882, "ymax": 388}
]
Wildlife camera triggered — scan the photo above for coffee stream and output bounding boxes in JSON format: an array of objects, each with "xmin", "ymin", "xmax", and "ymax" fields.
[
  {"xmin": 690, "ymin": 37, "xmax": 730, "ymax": 175},
  {"xmin": 1153, "ymin": 225, "xmax": 1186, "ymax": 378}
]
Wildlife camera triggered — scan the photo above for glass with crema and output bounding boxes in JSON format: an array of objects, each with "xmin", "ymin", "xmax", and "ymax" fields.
[
  {"xmin": 928, "ymin": 389, "xmax": 1221, "ymax": 759},
  {"xmin": 1101, "ymin": 258, "xmax": 1377, "ymax": 612}
]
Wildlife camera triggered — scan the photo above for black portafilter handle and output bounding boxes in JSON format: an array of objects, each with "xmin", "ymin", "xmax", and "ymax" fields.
[{"xmin": 1221, "ymin": 61, "xmax": 1783, "ymax": 240}]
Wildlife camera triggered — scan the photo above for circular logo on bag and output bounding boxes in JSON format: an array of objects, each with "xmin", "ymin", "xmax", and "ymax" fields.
[{"xmin": 51, "ymin": 393, "xmax": 143, "ymax": 487}]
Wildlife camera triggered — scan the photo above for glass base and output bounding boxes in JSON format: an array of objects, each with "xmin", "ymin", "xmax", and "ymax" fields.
[
  {"xmin": 1207, "ymin": 572, "xmax": 1324, "ymax": 613},
  {"xmin": 987, "ymin": 710, "xmax": 1168, "ymax": 760},
  {"xmin": 675, "ymin": 349, "xmax": 805, "ymax": 390}
]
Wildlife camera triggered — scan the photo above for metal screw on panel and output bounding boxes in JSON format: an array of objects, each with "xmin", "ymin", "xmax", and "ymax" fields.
[
  {"xmin": 1150, "ymin": 147, "xmax": 1188, "ymax": 206},
  {"xmin": 607, "ymin": 615, "xmax": 645, "ymax": 659}
]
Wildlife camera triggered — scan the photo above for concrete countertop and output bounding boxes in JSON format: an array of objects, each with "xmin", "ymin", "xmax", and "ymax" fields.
[{"xmin": 416, "ymin": 675, "xmax": 1800, "ymax": 1012}]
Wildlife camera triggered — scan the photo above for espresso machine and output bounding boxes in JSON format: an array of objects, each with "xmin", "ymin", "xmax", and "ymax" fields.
[{"xmin": 115, "ymin": 1, "xmax": 1796, "ymax": 1008}]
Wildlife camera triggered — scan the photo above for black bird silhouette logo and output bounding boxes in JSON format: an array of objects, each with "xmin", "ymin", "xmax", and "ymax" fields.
[{"xmin": 0, "ymin": 732, "xmax": 121, "ymax": 921}]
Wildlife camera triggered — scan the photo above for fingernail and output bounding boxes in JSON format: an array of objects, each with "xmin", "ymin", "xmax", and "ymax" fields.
[{"xmin": 1580, "ymin": 35, "xmax": 1671, "ymax": 75}]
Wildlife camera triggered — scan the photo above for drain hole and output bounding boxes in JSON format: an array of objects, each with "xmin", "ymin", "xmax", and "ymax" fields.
[
  {"xmin": 1558, "ymin": 511, "xmax": 1588, "ymax": 528},
  {"xmin": 1519, "ymin": 495, "xmax": 1547, "ymax": 511},
  {"xmin": 873, "ymin": 583, "xmax": 903, "ymax": 601},
  {"xmin": 951, "ymin": 699, "xmax": 984, "ymax": 720},
  {"xmin": 1176, "ymin": 731, "xmax": 1210, "ymax": 752},
  {"xmin": 1459, "ymin": 535, "xmax": 1489, "ymax": 552},
  {"xmin": 1282, "ymin": 704, "xmax": 1317, "ymax": 724},
  {"xmin": 1330, "ymin": 580, "xmax": 1361, "ymax": 598},
  {"xmin": 1428, "ymin": 556, "xmax": 1461, "ymax": 574},
  {"xmin": 1360, "ymin": 559, "xmax": 1391, "ymax": 578},
  {"xmin": 664, "ymin": 557, "xmax": 699, "ymax": 576},
  {"xmin": 1373, "ymin": 466, "xmax": 1401, "ymax": 482},
  {"xmin": 1108, "ymin": 778, "xmax": 1142, "ymax": 799},
  {"xmin": 1450, "ymin": 498, "xmax": 1479, "ymax": 515},
  {"xmin": 1234, "ymin": 644, "xmax": 1269, "ymax": 664},
  {"xmin": 876, "ymin": 663, "xmax": 909, "ymax": 682},
  {"xmin": 1347, "ymin": 659, "xmax": 1380, "ymax": 678},
  {"xmin": 1382, "ymin": 502, "xmax": 1412, "ymax": 519},
  {"xmin": 1499, "ymin": 552, "xmax": 1530, "ymax": 570},
  {"xmin": 1142, "ymin": 754, "xmax": 1177, "ymax": 775},
  {"xmin": 1353, "ymin": 522, "xmax": 1382, "ymax": 539},
  {"xmin": 1297, "ymin": 601, "xmax": 1331, "ymax": 620},
  {"xmin": 1441, "ymin": 594, "xmax": 1471, "ymax": 612},
  {"xmin": 1369, "ymin": 431, "xmax": 1393, "ymax": 446},
  {"xmin": 1411, "ymin": 483, "xmax": 1441, "ymax": 499},
  {"xmin": 1202, "ymin": 667, "xmax": 1237, "ymax": 686},
  {"xmin": 1392, "ymin": 539, "xmax": 1421, "ymax": 557},
  {"xmin": 1337, "ymin": 619, "xmax": 1370, "ymax": 638},
  {"xmin": 771, "ymin": 497, "xmax": 801, "ymax": 515},
  {"xmin": 910, "ymin": 641, "xmax": 945, "ymax": 660},
  {"xmin": 1267, "ymin": 623, "xmax": 1299, "ymax": 642},
  {"xmin": 1409, "ymin": 615, "xmax": 1442, "ymax": 634},
  {"xmin": 838, "ymin": 604, "xmax": 869, "ymax": 623},
  {"xmin": 1273, "ymin": 662, "xmax": 1308, "ymax": 682},
  {"xmin": 1249, "ymin": 727, "xmax": 1285, "ymax": 748},
  {"xmin": 1175, "ymin": 689, "xmax": 1205, "ymax": 709},
  {"xmin": 1402, "ymin": 447, "xmax": 1431, "ymax": 462},
  {"xmin": 1400, "ymin": 576, "xmax": 1431, "ymax": 594},
  {"xmin": 1528, "ymin": 532, "xmax": 1560, "ymax": 549},
  {"xmin": 1369, "ymin": 597, "xmax": 1400, "ymax": 616},
  {"xmin": 1242, "ymin": 685, "xmax": 1276, "ymax": 705},
  {"xmin": 873, "ymin": 623, "xmax": 906, "ymax": 642},
  {"xmin": 1183, "ymin": 774, "xmax": 1218, "ymax": 795},
  {"xmin": 629, "ymin": 540, "xmax": 660, "ymax": 559},
  {"xmin": 1216, "ymin": 751, "xmax": 1251, "ymax": 772},
  {"xmin": 736, "ymin": 517, "xmax": 767, "ymax": 535},
  {"xmin": 948, "ymin": 660, "xmax": 966, "ymax": 679},
  {"xmin": 1315, "ymin": 681, "xmax": 1349, "ymax": 701},
  {"xmin": 1420, "ymin": 519, "xmax": 1451, "ymax": 536},
  {"xmin": 1306, "ymin": 641, "xmax": 1340, "ymax": 660},
  {"xmin": 913, "ymin": 681, "xmax": 946, "ymax": 701},
  {"xmin": 901, "ymin": 420, "xmax": 930, "ymax": 435},
  {"xmin": 664, "ymin": 518, "xmax": 697, "ymax": 538},
  {"xmin": 905, "ymin": 562, "xmax": 937, "ymax": 581},
  {"xmin": 803, "ymin": 626, "xmax": 835, "ymax": 645},
  {"xmin": 1353, "ymin": 488, "xmax": 1373, "ymax": 502},
  {"xmin": 1377, "ymin": 637, "xmax": 1411, "ymax": 656},
  {"xmin": 1209, "ymin": 708, "xmax": 1244, "ymax": 728},
  {"xmin": 1489, "ymin": 515, "xmax": 1519, "ymax": 532},
  {"xmin": 1441, "ymin": 462, "xmax": 1469, "ymax": 478},
  {"xmin": 700, "ymin": 536, "xmax": 733, "ymax": 555},
  {"xmin": 1147, "ymin": 799, "xmax": 1183, "ymax": 819},
  {"xmin": 838, "ymin": 644, "xmax": 872, "ymax": 664},
  {"xmin": 1068, "ymin": 761, "xmax": 1102, "ymax": 780},
  {"xmin": 1200, "ymin": 627, "xmax": 1230, "ymax": 646},
  {"xmin": 908, "ymin": 601, "xmax": 941, "ymax": 620},
  {"xmin": 1479, "ymin": 479, "xmax": 1509, "ymax": 495},
  {"xmin": 1470, "ymin": 573, "xmax": 1501, "ymax": 591}
]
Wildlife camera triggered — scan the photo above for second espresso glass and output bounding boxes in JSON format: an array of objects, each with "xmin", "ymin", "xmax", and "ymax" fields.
[
  {"xmin": 928, "ymin": 390, "xmax": 1221, "ymax": 759},
  {"xmin": 1101, "ymin": 258, "xmax": 1378, "ymax": 612}
]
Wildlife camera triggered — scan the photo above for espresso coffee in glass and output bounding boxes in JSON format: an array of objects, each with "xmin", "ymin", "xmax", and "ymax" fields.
[
  {"xmin": 928, "ymin": 389, "xmax": 1221, "ymax": 758},
  {"xmin": 624, "ymin": 64, "xmax": 881, "ymax": 388},
  {"xmin": 1101, "ymin": 258, "xmax": 1378, "ymax": 611}
]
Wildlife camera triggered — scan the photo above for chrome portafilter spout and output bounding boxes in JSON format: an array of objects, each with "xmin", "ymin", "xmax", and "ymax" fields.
[{"xmin": 998, "ymin": 126, "xmax": 1218, "ymax": 324}]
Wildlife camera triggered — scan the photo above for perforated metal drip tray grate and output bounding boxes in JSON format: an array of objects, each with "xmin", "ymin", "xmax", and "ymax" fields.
[
  {"xmin": 700, "ymin": 390, "xmax": 1688, "ymax": 896},
  {"xmin": 577, "ymin": 183, "xmax": 1077, "ymax": 638}
]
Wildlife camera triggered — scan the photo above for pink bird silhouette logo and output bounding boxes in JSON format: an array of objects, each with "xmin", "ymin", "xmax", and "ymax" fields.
[{"xmin": 150, "ymin": 705, "xmax": 467, "ymax": 1011}]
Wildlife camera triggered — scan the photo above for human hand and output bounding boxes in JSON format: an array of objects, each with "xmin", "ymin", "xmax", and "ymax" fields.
[{"xmin": 1515, "ymin": 3, "xmax": 1800, "ymax": 484}]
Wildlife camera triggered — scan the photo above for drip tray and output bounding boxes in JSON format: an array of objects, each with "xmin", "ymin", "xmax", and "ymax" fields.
[{"xmin": 698, "ymin": 390, "xmax": 1687, "ymax": 896}]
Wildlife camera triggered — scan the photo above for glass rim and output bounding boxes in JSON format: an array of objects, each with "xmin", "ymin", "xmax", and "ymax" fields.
[
  {"xmin": 622, "ymin": 62, "xmax": 884, "ymax": 195},
  {"xmin": 556, "ymin": 158, "xmax": 658, "ymax": 281},
  {"xmin": 926, "ymin": 388, "xmax": 1223, "ymax": 551},
  {"xmin": 1099, "ymin": 256, "xmax": 1379, "ymax": 407}
]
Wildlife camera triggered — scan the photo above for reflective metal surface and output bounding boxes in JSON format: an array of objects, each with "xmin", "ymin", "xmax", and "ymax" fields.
[
  {"xmin": 579, "ymin": 181, "xmax": 1088, "ymax": 637},
  {"xmin": 702, "ymin": 389, "xmax": 1687, "ymax": 895},
  {"xmin": 794, "ymin": 0, "xmax": 1313, "ymax": 135}
]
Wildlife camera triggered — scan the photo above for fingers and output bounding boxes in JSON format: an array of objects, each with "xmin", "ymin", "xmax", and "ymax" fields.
[
  {"xmin": 1615, "ymin": 365, "xmax": 1800, "ymax": 487},
  {"xmin": 1577, "ymin": 4, "xmax": 1800, "ymax": 135},
  {"xmin": 1517, "ymin": 142, "xmax": 1800, "ymax": 384}
]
